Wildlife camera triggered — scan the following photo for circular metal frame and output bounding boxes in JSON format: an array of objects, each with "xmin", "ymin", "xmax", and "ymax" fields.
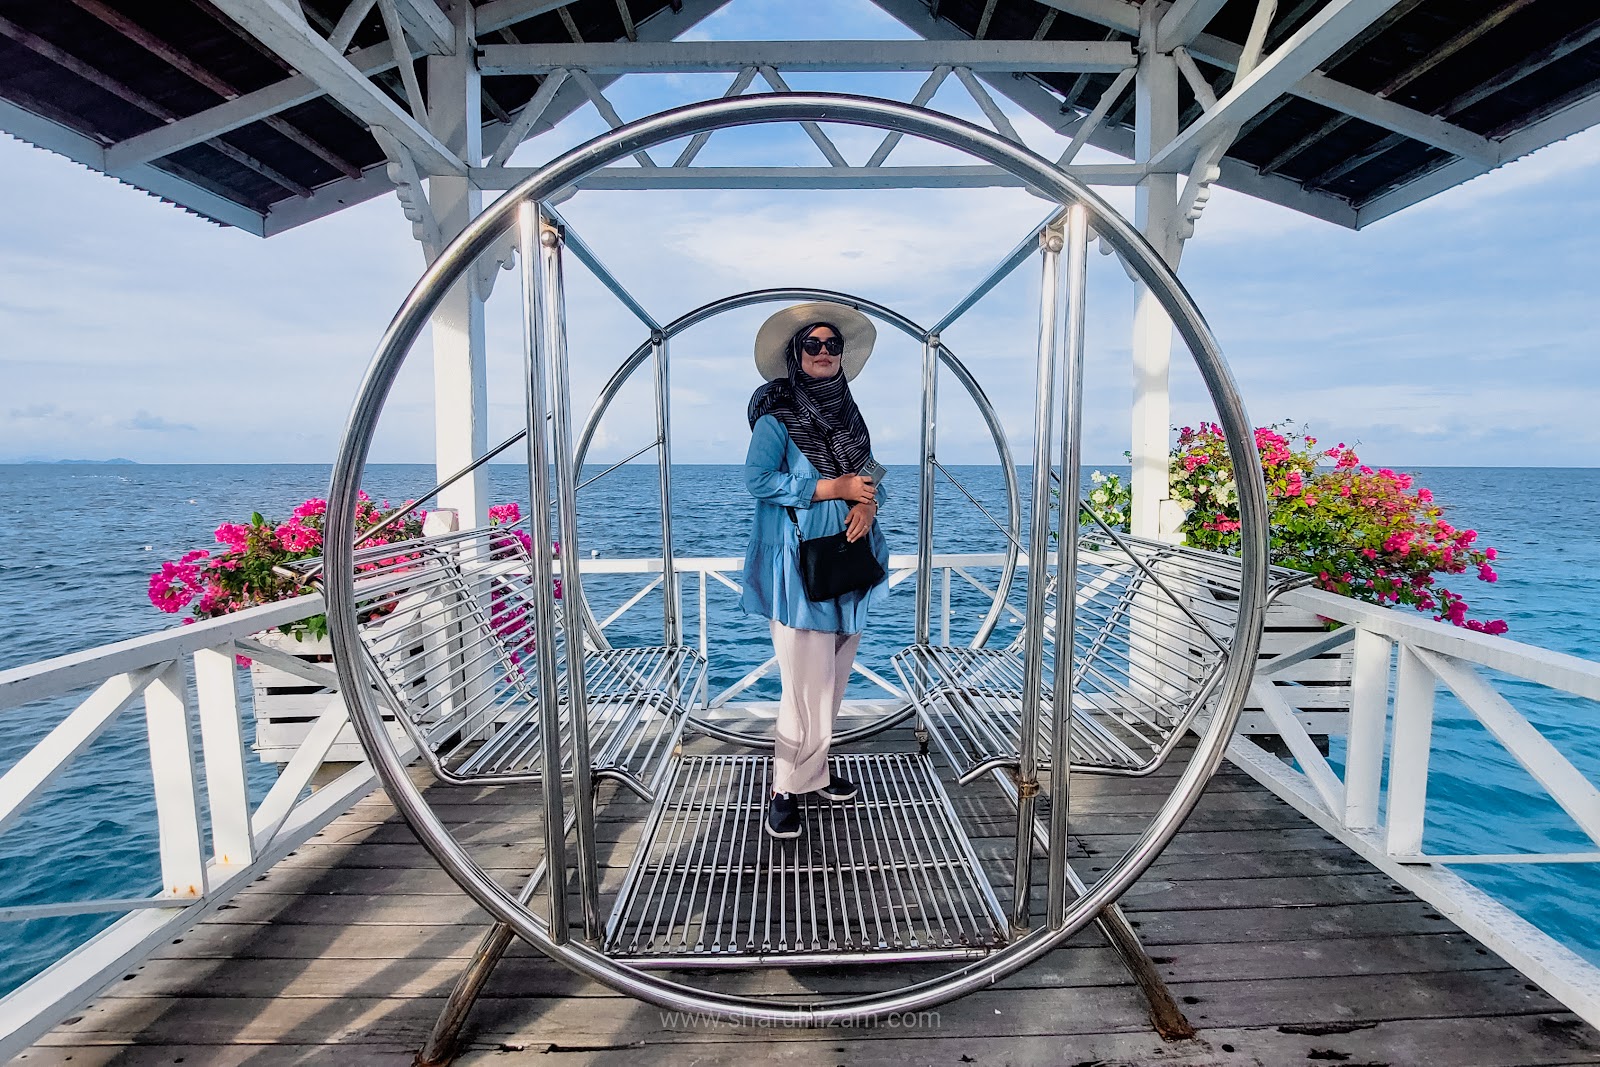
[
  {"xmin": 570, "ymin": 286, "xmax": 1024, "ymax": 747},
  {"xmin": 324, "ymin": 91, "xmax": 1270, "ymax": 1023}
]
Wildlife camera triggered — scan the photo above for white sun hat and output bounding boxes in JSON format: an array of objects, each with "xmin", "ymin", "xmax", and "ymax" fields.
[{"xmin": 753, "ymin": 301, "xmax": 877, "ymax": 382}]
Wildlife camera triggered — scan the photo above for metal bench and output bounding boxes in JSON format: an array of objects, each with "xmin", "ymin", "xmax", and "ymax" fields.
[
  {"xmin": 894, "ymin": 531, "xmax": 1303, "ymax": 781},
  {"xmin": 347, "ymin": 525, "xmax": 703, "ymax": 799}
]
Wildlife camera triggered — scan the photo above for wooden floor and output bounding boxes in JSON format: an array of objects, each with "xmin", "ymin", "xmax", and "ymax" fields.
[{"xmin": 17, "ymin": 726, "xmax": 1600, "ymax": 1067}]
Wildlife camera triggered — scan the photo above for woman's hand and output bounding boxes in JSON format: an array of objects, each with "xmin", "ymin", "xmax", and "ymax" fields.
[
  {"xmin": 819, "ymin": 473, "xmax": 876, "ymax": 504},
  {"xmin": 845, "ymin": 501, "xmax": 877, "ymax": 542}
]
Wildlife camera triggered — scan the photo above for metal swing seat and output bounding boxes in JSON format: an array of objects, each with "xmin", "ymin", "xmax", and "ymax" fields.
[
  {"xmin": 894, "ymin": 527, "xmax": 1304, "ymax": 783},
  {"xmin": 320, "ymin": 92, "xmax": 1272, "ymax": 1044},
  {"xmin": 344, "ymin": 524, "xmax": 703, "ymax": 798}
]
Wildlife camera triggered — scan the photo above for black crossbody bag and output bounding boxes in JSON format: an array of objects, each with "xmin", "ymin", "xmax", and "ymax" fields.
[{"xmin": 785, "ymin": 506, "xmax": 885, "ymax": 602}]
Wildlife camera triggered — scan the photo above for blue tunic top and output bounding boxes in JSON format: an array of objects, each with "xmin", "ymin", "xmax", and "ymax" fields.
[{"xmin": 741, "ymin": 414, "xmax": 890, "ymax": 634}]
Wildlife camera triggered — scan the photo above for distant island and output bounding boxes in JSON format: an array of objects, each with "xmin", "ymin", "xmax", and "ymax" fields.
[{"xmin": 19, "ymin": 458, "xmax": 139, "ymax": 465}]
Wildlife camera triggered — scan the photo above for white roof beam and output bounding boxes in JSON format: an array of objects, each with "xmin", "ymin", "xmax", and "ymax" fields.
[
  {"xmin": 107, "ymin": 34, "xmax": 409, "ymax": 168},
  {"xmin": 1149, "ymin": 0, "xmax": 1412, "ymax": 175},
  {"xmin": 474, "ymin": 163, "xmax": 1146, "ymax": 190},
  {"xmin": 673, "ymin": 66, "xmax": 758, "ymax": 167},
  {"xmin": 477, "ymin": 39, "xmax": 1135, "ymax": 74},
  {"xmin": 206, "ymin": 0, "xmax": 463, "ymax": 175},
  {"xmin": 1186, "ymin": 32, "xmax": 1499, "ymax": 164},
  {"xmin": 263, "ymin": 0, "xmax": 733, "ymax": 234},
  {"xmin": 389, "ymin": 0, "xmax": 453, "ymax": 56},
  {"xmin": 485, "ymin": 67, "xmax": 570, "ymax": 168},
  {"xmin": 1158, "ymin": 0, "xmax": 1230, "ymax": 52},
  {"xmin": 327, "ymin": 0, "xmax": 378, "ymax": 53},
  {"xmin": 756, "ymin": 65, "xmax": 849, "ymax": 167},
  {"xmin": 872, "ymin": 0, "xmax": 1359, "ymax": 227},
  {"xmin": 865, "ymin": 65, "xmax": 950, "ymax": 167},
  {"xmin": 1293, "ymin": 75, "xmax": 1498, "ymax": 163},
  {"xmin": 869, "ymin": 0, "xmax": 1134, "ymax": 150},
  {"xmin": 952, "ymin": 65, "xmax": 1024, "ymax": 144}
]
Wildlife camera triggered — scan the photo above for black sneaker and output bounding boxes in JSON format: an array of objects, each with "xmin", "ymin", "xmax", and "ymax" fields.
[
  {"xmin": 814, "ymin": 774, "xmax": 858, "ymax": 803},
  {"xmin": 765, "ymin": 792, "xmax": 801, "ymax": 839}
]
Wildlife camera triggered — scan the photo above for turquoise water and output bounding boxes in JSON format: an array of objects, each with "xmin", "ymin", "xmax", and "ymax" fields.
[{"xmin": 0, "ymin": 462, "xmax": 1597, "ymax": 996}]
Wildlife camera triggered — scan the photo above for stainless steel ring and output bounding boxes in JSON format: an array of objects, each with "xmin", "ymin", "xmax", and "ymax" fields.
[{"xmin": 324, "ymin": 91, "xmax": 1268, "ymax": 1024}]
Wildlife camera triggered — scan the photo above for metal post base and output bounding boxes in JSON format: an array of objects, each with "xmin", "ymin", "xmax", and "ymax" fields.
[
  {"xmin": 989, "ymin": 769, "xmax": 1195, "ymax": 1041},
  {"xmin": 415, "ymin": 920, "xmax": 517, "ymax": 1067}
]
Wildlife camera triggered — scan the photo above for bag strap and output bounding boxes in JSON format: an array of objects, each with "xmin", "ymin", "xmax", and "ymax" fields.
[{"xmin": 785, "ymin": 506, "xmax": 802, "ymax": 533}]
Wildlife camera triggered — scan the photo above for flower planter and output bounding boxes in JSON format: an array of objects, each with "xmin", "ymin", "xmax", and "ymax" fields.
[
  {"xmin": 248, "ymin": 630, "xmax": 408, "ymax": 765},
  {"xmin": 1239, "ymin": 599, "xmax": 1354, "ymax": 738}
]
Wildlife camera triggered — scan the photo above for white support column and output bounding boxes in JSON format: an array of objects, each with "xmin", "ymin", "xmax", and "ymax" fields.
[
  {"xmin": 427, "ymin": 1, "xmax": 488, "ymax": 529},
  {"xmin": 1130, "ymin": 2, "xmax": 1181, "ymax": 540}
]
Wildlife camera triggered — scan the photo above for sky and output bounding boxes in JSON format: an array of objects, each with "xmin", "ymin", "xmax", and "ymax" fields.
[{"xmin": 2, "ymin": 0, "xmax": 1599, "ymax": 468}]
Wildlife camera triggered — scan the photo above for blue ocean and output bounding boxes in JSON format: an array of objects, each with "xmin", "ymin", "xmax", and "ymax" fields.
[{"xmin": 1, "ymin": 462, "xmax": 1597, "ymax": 997}]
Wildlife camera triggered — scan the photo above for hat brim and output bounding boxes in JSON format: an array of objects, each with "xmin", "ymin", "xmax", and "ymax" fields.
[{"xmin": 754, "ymin": 301, "xmax": 877, "ymax": 382}]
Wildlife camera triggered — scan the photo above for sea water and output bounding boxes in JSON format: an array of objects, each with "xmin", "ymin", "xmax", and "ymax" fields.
[{"xmin": 1, "ymin": 462, "xmax": 1597, "ymax": 996}]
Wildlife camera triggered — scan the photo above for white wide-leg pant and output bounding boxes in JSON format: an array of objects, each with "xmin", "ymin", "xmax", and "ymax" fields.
[{"xmin": 769, "ymin": 620, "xmax": 862, "ymax": 795}]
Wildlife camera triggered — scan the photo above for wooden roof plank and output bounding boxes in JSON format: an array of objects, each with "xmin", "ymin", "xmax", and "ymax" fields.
[
  {"xmin": 0, "ymin": 11, "xmax": 314, "ymax": 199},
  {"xmin": 66, "ymin": 0, "xmax": 363, "ymax": 180},
  {"xmin": 0, "ymin": 93, "xmax": 265, "ymax": 232}
]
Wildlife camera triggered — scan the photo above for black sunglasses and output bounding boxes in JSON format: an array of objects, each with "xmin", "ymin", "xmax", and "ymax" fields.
[{"xmin": 800, "ymin": 336, "xmax": 844, "ymax": 356}]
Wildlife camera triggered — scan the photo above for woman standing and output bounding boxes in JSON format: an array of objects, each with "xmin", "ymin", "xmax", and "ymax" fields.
[{"xmin": 742, "ymin": 301, "xmax": 890, "ymax": 840}]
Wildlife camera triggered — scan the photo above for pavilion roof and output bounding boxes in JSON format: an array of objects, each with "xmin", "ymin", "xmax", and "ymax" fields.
[{"xmin": 0, "ymin": 0, "xmax": 1596, "ymax": 233}]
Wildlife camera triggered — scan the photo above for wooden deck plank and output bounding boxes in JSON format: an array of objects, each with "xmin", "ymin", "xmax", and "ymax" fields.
[
  {"xmin": 24, "ymin": 1014, "xmax": 1600, "ymax": 1067},
  {"xmin": 30, "ymin": 731, "xmax": 1600, "ymax": 1065}
]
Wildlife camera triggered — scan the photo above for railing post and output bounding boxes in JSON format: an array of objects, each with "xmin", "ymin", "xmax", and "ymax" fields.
[
  {"xmin": 535, "ymin": 206, "xmax": 603, "ymax": 942},
  {"xmin": 1047, "ymin": 203, "xmax": 1089, "ymax": 930},
  {"xmin": 519, "ymin": 201, "xmax": 570, "ymax": 942},
  {"xmin": 941, "ymin": 565, "xmax": 951, "ymax": 647},
  {"xmin": 194, "ymin": 646, "xmax": 255, "ymax": 868},
  {"xmin": 1013, "ymin": 217, "xmax": 1067, "ymax": 932},
  {"xmin": 698, "ymin": 568, "xmax": 709, "ymax": 707},
  {"xmin": 915, "ymin": 332, "xmax": 939, "ymax": 645},
  {"xmin": 1386, "ymin": 644, "xmax": 1436, "ymax": 856},
  {"xmin": 1343, "ymin": 628, "xmax": 1392, "ymax": 831},
  {"xmin": 144, "ymin": 660, "xmax": 207, "ymax": 898},
  {"xmin": 652, "ymin": 328, "xmax": 681, "ymax": 647}
]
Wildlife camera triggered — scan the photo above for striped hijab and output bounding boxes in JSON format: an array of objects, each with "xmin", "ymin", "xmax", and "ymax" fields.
[{"xmin": 746, "ymin": 322, "xmax": 873, "ymax": 480}]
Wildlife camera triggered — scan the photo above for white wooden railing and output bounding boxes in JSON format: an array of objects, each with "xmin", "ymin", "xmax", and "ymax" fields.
[
  {"xmin": 0, "ymin": 594, "xmax": 380, "ymax": 1060},
  {"xmin": 1231, "ymin": 584, "xmax": 1600, "ymax": 1027},
  {"xmin": 3, "ymin": 550, "xmax": 1599, "ymax": 1053}
]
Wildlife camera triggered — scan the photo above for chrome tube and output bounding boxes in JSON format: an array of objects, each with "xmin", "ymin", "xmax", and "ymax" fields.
[
  {"xmin": 1047, "ymin": 204, "xmax": 1089, "ymax": 931},
  {"xmin": 542, "ymin": 203, "xmax": 661, "ymax": 332},
  {"xmin": 520, "ymin": 203, "xmax": 570, "ymax": 942},
  {"xmin": 1012, "ymin": 222, "xmax": 1066, "ymax": 932},
  {"xmin": 914, "ymin": 332, "xmax": 939, "ymax": 645},
  {"xmin": 652, "ymin": 330, "xmax": 681, "ymax": 647},
  {"xmin": 930, "ymin": 208, "xmax": 1063, "ymax": 336},
  {"xmin": 540, "ymin": 212, "xmax": 602, "ymax": 941},
  {"xmin": 323, "ymin": 92, "xmax": 1268, "ymax": 1024}
]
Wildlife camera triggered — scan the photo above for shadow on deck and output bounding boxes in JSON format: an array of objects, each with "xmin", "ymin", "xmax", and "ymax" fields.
[{"xmin": 18, "ymin": 729, "xmax": 1600, "ymax": 1066}]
